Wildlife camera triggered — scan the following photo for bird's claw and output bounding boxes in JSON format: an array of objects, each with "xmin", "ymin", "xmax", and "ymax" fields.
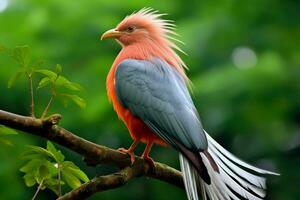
[
  {"xmin": 117, "ymin": 147, "xmax": 136, "ymax": 164},
  {"xmin": 142, "ymin": 155, "xmax": 156, "ymax": 172}
]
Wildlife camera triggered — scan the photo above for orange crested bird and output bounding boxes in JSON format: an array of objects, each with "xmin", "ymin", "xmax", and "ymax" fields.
[{"xmin": 101, "ymin": 8, "xmax": 278, "ymax": 200}]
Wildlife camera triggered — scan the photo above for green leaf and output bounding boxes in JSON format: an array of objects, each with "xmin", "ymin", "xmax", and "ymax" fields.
[
  {"xmin": 52, "ymin": 75, "xmax": 83, "ymax": 91},
  {"xmin": 0, "ymin": 126, "xmax": 18, "ymax": 146},
  {"xmin": 7, "ymin": 70, "xmax": 25, "ymax": 88},
  {"xmin": 62, "ymin": 161, "xmax": 89, "ymax": 182},
  {"xmin": 68, "ymin": 168, "xmax": 89, "ymax": 183},
  {"xmin": 21, "ymin": 153, "xmax": 47, "ymax": 161},
  {"xmin": 0, "ymin": 126, "xmax": 18, "ymax": 135},
  {"xmin": 55, "ymin": 64, "xmax": 62, "ymax": 75},
  {"xmin": 0, "ymin": 138, "xmax": 13, "ymax": 146},
  {"xmin": 20, "ymin": 142, "xmax": 85, "ymax": 193},
  {"xmin": 20, "ymin": 159, "xmax": 45, "ymax": 173},
  {"xmin": 61, "ymin": 170, "xmax": 81, "ymax": 189},
  {"xmin": 64, "ymin": 82, "xmax": 84, "ymax": 91},
  {"xmin": 70, "ymin": 95, "xmax": 86, "ymax": 109},
  {"xmin": 45, "ymin": 178, "xmax": 64, "ymax": 186},
  {"xmin": 55, "ymin": 76, "xmax": 70, "ymax": 86},
  {"xmin": 23, "ymin": 174, "xmax": 36, "ymax": 187},
  {"xmin": 32, "ymin": 59, "xmax": 46, "ymax": 68},
  {"xmin": 11, "ymin": 46, "xmax": 31, "ymax": 67},
  {"xmin": 61, "ymin": 161, "xmax": 78, "ymax": 169},
  {"xmin": 59, "ymin": 96, "xmax": 69, "ymax": 107},
  {"xmin": 39, "ymin": 165, "xmax": 50, "ymax": 179},
  {"xmin": 35, "ymin": 69, "xmax": 57, "ymax": 79},
  {"xmin": 60, "ymin": 94, "xmax": 86, "ymax": 109},
  {"xmin": 37, "ymin": 77, "xmax": 51, "ymax": 89},
  {"xmin": 25, "ymin": 145, "xmax": 55, "ymax": 160},
  {"xmin": 46, "ymin": 162, "xmax": 59, "ymax": 176},
  {"xmin": 46, "ymin": 141, "xmax": 65, "ymax": 163},
  {"xmin": 44, "ymin": 178, "xmax": 64, "ymax": 195}
]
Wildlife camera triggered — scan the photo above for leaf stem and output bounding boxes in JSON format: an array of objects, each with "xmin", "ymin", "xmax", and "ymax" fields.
[
  {"xmin": 58, "ymin": 163, "xmax": 62, "ymax": 197},
  {"xmin": 32, "ymin": 179, "xmax": 44, "ymax": 200},
  {"xmin": 41, "ymin": 96, "xmax": 54, "ymax": 119},
  {"xmin": 28, "ymin": 73, "xmax": 35, "ymax": 118}
]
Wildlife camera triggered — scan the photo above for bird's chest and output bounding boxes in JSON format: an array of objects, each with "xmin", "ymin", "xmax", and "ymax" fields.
[
  {"xmin": 106, "ymin": 63, "xmax": 144, "ymax": 132},
  {"xmin": 106, "ymin": 62, "xmax": 165, "ymax": 145},
  {"xmin": 106, "ymin": 50, "xmax": 144, "ymax": 122}
]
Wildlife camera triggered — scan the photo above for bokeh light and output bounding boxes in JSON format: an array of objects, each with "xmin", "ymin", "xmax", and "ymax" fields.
[
  {"xmin": 232, "ymin": 46, "xmax": 257, "ymax": 69},
  {"xmin": 0, "ymin": 0, "xmax": 8, "ymax": 12}
]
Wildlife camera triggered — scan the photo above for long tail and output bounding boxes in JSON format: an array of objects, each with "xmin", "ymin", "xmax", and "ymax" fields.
[{"xmin": 179, "ymin": 131, "xmax": 279, "ymax": 200}]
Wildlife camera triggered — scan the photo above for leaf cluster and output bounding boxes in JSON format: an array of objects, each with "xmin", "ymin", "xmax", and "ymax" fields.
[
  {"xmin": 36, "ymin": 65, "xmax": 86, "ymax": 109},
  {"xmin": 5, "ymin": 45, "xmax": 86, "ymax": 116},
  {"xmin": 20, "ymin": 141, "xmax": 89, "ymax": 196}
]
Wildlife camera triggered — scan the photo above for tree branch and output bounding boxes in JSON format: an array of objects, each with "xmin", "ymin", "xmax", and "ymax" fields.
[
  {"xmin": 0, "ymin": 109, "xmax": 184, "ymax": 199},
  {"xmin": 58, "ymin": 161, "xmax": 147, "ymax": 200}
]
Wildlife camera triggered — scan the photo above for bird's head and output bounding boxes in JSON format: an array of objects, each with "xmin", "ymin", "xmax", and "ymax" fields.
[
  {"xmin": 101, "ymin": 8, "xmax": 179, "ymax": 47},
  {"xmin": 101, "ymin": 8, "xmax": 189, "ymax": 82}
]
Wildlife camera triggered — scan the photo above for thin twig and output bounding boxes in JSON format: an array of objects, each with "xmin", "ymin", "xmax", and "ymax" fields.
[
  {"xmin": 41, "ymin": 96, "xmax": 54, "ymax": 119},
  {"xmin": 58, "ymin": 163, "xmax": 62, "ymax": 197},
  {"xmin": 28, "ymin": 73, "xmax": 35, "ymax": 118},
  {"xmin": 32, "ymin": 179, "xmax": 44, "ymax": 200}
]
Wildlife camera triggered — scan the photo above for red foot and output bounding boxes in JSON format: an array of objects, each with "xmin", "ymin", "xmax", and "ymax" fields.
[
  {"xmin": 118, "ymin": 147, "xmax": 136, "ymax": 164},
  {"xmin": 142, "ymin": 154, "xmax": 155, "ymax": 170}
]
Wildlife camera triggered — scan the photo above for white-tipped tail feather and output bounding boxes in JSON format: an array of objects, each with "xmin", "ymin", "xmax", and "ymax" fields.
[{"xmin": 179, "ymin": 131, "xmax": 279, "ymax": 200}]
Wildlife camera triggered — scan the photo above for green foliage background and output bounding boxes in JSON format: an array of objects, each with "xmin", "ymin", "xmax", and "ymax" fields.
[{"xmin": 0, "ymin": 0, "xmax": 299, "ymax": 199}]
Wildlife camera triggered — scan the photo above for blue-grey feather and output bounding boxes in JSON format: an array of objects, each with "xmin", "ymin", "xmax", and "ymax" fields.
[{"xmin": 115, "ymin": 58, "xmax": 208, "ymax": 152}]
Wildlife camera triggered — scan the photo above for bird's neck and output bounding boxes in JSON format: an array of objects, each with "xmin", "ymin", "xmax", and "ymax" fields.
[
  {"xmin": 115, "ymin": 41, "xmax": 182, "ymax": 69},
  {"xmin": 116, "ymin": 45, "xmax": 153, "ymax": 65},
  {"xmin": 106, "ymin": 42, "xmax": 157, "ymax": 105}
]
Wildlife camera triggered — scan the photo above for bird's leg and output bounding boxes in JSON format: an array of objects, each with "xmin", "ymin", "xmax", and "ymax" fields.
[
  {"xmin": 141, "ymin": 140, "xmax": 155, "ymax": 169},
  {"xmin": 118, "ymin": 139, "xmax": 139, "ymax": 164}
]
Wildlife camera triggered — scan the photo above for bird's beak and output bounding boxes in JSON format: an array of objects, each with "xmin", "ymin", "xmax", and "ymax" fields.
[{"xmin": 101, "ymin": 29, "xmax": 122, "ymax": 40}]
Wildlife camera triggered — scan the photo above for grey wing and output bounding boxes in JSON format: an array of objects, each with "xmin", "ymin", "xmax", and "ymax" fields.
[{"xmin": 115, "ymin": 58, "xmax": 208, "ymax": 152}]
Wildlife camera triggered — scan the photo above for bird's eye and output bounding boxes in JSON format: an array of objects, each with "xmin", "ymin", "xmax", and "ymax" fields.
[{"xmin": 126, "ymin": 25, "xmax": 135, "ymax": 33}]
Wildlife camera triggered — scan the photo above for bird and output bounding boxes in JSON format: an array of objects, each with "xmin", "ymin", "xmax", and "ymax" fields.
[{"xmin": 101, "ymin": 8, "xmax": 279, "ymax": 200}]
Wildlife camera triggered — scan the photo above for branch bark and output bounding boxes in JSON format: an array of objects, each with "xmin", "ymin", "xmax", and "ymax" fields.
[
  {"xmin": 58, "ymin": 161, "xmax": 147, "ymax": 200},
  {"xmin": 0, "ymin": 109, "xmax": 184, "ymax": 199}
]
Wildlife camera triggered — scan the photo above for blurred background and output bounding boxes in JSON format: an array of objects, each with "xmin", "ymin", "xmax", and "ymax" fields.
[{"xmin": 0, "ymin": 0, "xmax": 299, "ymax": 199}]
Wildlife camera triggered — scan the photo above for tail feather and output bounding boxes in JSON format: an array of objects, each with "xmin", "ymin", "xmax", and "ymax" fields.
[
  {"xmin": 200, "ymin": 179, "xmax": 207, "ymax": 200},
  {"xmin": 179, "ymin": 154, "xmax": 200, "ymax": 200},
  {"xmin": 206, "ymin": 133, "xmax": 279, "ymax": 176},
  {"xmin": 208, "ymin": 149, "xmax": 266, "ymax": 198},
  {"xmin": 179, "ymin": 130, "xmax": 279, "ymax": 200}
]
